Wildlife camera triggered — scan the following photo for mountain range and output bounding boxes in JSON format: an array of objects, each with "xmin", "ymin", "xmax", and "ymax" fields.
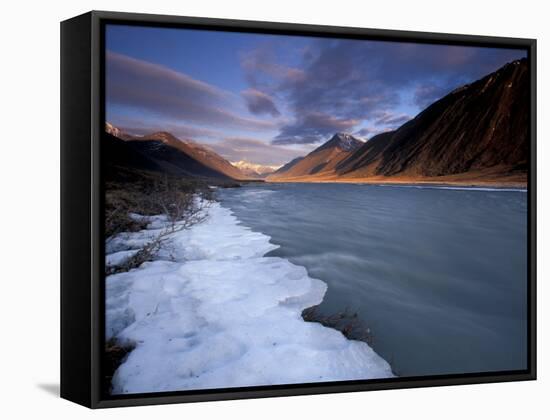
[
  {"xmin": 104, "ymin": 123, "xmax": 251, "ymax": 181},
  {"xmin": 269, "ymin": 58, "xmax": 529, "ymax": 186},
  {"xmin": 105, "ymin": 58, "xmax": 528, "ymax": 187},
  {"xmin": 268, "ymin": 133, "xmax": 364, "ymax": 180}
]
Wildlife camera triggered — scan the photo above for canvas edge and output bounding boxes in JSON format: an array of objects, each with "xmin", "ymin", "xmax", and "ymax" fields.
[{"xmin": 60, "ymin": 11, "xmax": 94, "ymax": 408}]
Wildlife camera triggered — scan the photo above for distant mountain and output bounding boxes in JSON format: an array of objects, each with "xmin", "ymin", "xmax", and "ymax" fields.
[
  {"xmin": 231, "ymin": 160, "xmax": 280, "ymax": 179},
  {"xmin": 268, "ymin": 133, "xmax": 364, "ymax": 180},
  {"xmin": 316, "ymin": 132, "xmax": 365, "ymax": 152},
  {"xmin": 104, "ymin": 125, "xmax": 249, "ymax": 181},
  {"xmin": 271, "ymin": 59, "xmax": 529, "ymax": 185},
  {"xmin": 127, "ymin": 130, "xmax": 248, "ymax": 180},
  {"xmin": 103, "ymin": 132, "xmax": 234, "ymax": 181}
]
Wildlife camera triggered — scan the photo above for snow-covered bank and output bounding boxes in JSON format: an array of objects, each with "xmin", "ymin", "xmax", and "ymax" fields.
[{"xmin": 105, "ymin": 201, "xmax": 393, "ymax": 394}]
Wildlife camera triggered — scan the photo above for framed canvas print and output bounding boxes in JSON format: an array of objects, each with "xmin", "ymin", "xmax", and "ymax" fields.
[{"xmin": 60, "ymin": 11, "xmax": 536, "ymax": 408}]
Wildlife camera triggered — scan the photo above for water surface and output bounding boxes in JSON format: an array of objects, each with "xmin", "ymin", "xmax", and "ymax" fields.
[{"xmin": 218, "ymin": 183, "xmax": 528, "ymax": 377}]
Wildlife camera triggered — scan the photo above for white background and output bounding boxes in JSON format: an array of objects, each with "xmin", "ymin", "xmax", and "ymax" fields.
[{"xmin": 1, "ymin": 0, "xmax": 547, "ymax": 418}]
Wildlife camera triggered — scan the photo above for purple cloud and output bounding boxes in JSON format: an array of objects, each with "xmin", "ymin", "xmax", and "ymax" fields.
[
  {"xmin": 413, "ymin": 84, "xmax": 454, "ymax": 109},
  {"xmin": 211, "ymin": 136, "xmax": 313, "ymax": 166},
  {"xmin": 106, "ymin": 51, "xmax": 275, "ymax": 131},
  {"xmin": 240, "ymin": 45, "xmax": 306, "ymax": 93},
  {"xmin": 241, "ymin": 89, "xmax": 281, "ymax": 117},
  {"xmin": 239, "ymin": 39, "xmax": 525, "ymax": 146},
  {"xmin": 106, "ymin": 114, "xmax": 224, "ymax": 141},
  {"xmin": 273, "ymin": 112, "xmax": 359, "ymax": 145},
  {"xmin": 371, "ymin": 111, "xmax": 412, "ymax": 128},
  {"xmin": 354, "ymin": 127, "xmax": 376, "ymax": 138}
]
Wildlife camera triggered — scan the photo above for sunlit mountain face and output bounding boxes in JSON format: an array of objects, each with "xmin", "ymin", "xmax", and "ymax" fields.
[{"xmin": 269, "ymin": 59, "xmax": 529, "ymax": 185}]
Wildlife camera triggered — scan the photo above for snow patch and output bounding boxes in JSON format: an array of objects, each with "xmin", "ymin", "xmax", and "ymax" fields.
[
  {"xmin": 105, "ymin": 201, "xmax": 393, "ymax": 394},
  {"xmin": 106, "ymin": 249, "xmax": 140, "ymax": 269}
]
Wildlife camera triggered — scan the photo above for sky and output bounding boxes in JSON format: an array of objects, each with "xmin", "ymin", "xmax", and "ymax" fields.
[{"xmin": 105, "ymin": 24, "xmax": 526, "ymax": 166}]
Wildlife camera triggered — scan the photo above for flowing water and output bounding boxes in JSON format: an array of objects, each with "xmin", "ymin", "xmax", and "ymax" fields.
[{"xmin": 217, "ymin": 182, "xmax": 528, "ymax": 377}]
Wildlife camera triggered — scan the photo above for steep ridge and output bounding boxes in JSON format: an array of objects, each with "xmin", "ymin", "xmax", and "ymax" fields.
[
  {"xmin": 268, "ymin": 133, "xmax": 363, "ymax": 180},
  {"xmin": 105, "ymin": 124, "xmax": 249, "ymax": 180},
  {"xmin": 122, "ymin": 130, "xmax": 248, "ymax": 180},
  {"xmin": 103, "ymin": 132, "xmax": 233, "ymax": 180},
  {"xmin": 270, "ymin": 59, "xmax": 528, "ymax": 185},
  {"xmin": 338, "ymin": 59, "xmax": 529, "ymax": 183}
]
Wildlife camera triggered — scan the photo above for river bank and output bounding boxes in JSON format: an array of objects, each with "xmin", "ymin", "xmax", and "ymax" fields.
[{"xmin": 105, "ymin": 200, "xmax": 394, "ymax": 394}]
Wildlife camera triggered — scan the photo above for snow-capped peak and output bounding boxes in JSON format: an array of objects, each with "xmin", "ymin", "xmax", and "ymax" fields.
[
  {"xmin": 105, "ymin": 122, "xmax": 124, "ymax": 138},
  {"xmin": 231, "ymin": 160, "xmax": 281, "ymax": 174},
  {"xmin": 334, "ymin": 133, "xmax": 364, "ymax": 150},
  {"xmin": 317, "ymin": 133, "xmax": 364, "ymax": 153}
]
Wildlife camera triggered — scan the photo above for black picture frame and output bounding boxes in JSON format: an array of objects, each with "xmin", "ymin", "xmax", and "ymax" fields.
[{"xmin": 60, "ymin": 10, "xmax": 537, "ymax": 409}]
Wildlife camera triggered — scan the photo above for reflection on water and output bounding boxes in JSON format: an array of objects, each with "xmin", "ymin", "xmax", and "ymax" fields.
[{"xmin": 218, "ymin": 183, "xmax": 527, "ymax": 377}]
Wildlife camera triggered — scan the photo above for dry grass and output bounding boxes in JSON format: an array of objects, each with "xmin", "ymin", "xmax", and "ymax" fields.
[
  {"xmin": 105, "ymin": 169, "xmax": 211, "ymax": 238},
  {"xmin": 105, "ymin": 169, "xmax": 214, "ymax": 275},
  {"xmin": 103, "ymin": 338, "xmax": 135, "ymax": 395},
  {"xmin": 302, "ymin": 305, "xmax": 374, "ymax": 345}
]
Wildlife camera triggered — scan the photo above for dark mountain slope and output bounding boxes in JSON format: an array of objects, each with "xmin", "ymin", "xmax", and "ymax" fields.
[
  {"xmin": 137, "ymin": 131, "xmax": 248, "ymax": 180},
  {"xmin": 104, "ymin": 123, "xmax": 253, "ymax": 180},
  {"xmin": 339, "ymin": 59, "xmax": 528, "ymax": 180},
  {"xmin": 103, "ymin": 132, "xmax": 232, "ymax": 180},
  {"xmin": 103, "ymin": 133, "xmax": 165, "ymax": 182},
  {"xmin": 336, "ymin": 131, "xmax": 394, "ymax": 175}
]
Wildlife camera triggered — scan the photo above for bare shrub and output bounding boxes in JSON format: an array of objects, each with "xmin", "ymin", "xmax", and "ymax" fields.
[
  {"xmin": 105, "ymin": 189, "xmax": 149, "ymax": 237},
  {"xmin": 107, "ymin": 200, "xmax": 210, "ymax": 275},
  {"xmin": 105, "ymin": 168, "xmax": 213, "ymax": 238},
  {"xmin": 148, "ymin": 175, "xmax": 209, "ymax": 224},
  {"xmin": 106, "ymin": 173, "xmax": 211, "ymax": 275}
]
